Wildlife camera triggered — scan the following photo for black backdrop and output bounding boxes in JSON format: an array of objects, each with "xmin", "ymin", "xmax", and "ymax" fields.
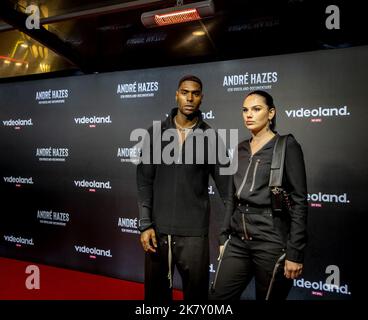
[{"xmin": 1, "ymin": 45, "xmax": 366, "ymax": 300}]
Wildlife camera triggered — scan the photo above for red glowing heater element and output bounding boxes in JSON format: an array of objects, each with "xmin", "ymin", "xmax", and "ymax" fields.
[
  {"xmin": 141, "ymin": 0, "xmax": 215, "ymax": 28},
  {"xmin": 0, "ymin": 55, "xmax": 28, "ymax": 65},
  {"xmin": 154, "ymin": 8, "xmax": 201, "ymax": 26}
]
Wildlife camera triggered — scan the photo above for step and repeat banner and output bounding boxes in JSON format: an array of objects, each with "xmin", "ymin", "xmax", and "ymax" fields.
[{"xmin": 1, "ymin": 46, "xmax": 366, "ymax": 300}]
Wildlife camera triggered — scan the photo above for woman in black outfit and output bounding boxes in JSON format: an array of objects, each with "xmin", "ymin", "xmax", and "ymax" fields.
[{"xmin": 211, "ymin": 90, "xmax": 308, "ymax": 300}]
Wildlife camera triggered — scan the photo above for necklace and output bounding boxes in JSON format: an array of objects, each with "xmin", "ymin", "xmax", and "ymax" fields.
[{"xmin": 174, "ymin": 116, "xmax": 198, "ymax": 131}]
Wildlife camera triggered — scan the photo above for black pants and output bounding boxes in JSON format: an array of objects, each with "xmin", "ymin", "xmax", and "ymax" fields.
[
  {"xmin": 210, "ymin": 235, "xmax": 292, "ymax": 300},
  {"xmin": 145, "ymin": 233, "xmax": 209, "ymax": 302}
]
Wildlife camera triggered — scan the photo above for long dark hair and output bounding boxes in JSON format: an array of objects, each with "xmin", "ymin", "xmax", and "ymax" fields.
[{"xmin": 245, "ymin": 90, "xmax": 276, "ymax": 131}]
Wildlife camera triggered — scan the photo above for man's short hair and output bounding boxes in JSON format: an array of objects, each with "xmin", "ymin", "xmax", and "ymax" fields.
[{"xmin": 178, "ymin": 75, "xmax": 202, "ymax": 91}]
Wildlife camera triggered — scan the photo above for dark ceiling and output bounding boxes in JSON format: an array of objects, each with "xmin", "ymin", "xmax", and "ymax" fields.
[{"xmin": 0, "ymin": 0, "xmax": 364, "ymax": 81}]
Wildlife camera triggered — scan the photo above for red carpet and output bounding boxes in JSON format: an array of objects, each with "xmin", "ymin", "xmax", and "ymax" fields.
[{"xmin": 0, "ymin": 257, "xmax": 183, "ymax": 300}]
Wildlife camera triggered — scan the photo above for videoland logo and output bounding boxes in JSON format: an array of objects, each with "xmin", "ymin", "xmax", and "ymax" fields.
[
  {"xmin": 285, "ymin": 106, "xmax": 350, "ymax": 122},
  {"xmin": 308, "ymin": 192, "xmax": 349, "ymax": 207},
  {"xmin": 3, "ymin": 176, "xmax": 34, "ymax": 186},
  {"xmin": 118, "ymin": 217, "xmax": 139, "ymax": 234},
  {"xmin": 202, "ymin": 110, "xmax": 215, "ymax": 120},
  {"xmin": 2, "ymin": 118, "xmax": 33, "ymax": 129},
  {"xmin": 294, "ymin": 278, "xmax": 351, "ymax": 296},
  {"xmin": 74, "ymin": 115, "xmax": 112, "ymax": 128},
  {"xmin": 294, "ymin": 265, "xmax": 351, "ymax": 297},
  {"xmin": 74, "ymin": 179, "xmax": 112, "ymax": 192},
  {"xmin": 74, "ymin": 245, "xmax": 112, "ymax": 258},
  {"xmin": 3, "ymin": 235, "xmax": 34, "ymax": 246}
]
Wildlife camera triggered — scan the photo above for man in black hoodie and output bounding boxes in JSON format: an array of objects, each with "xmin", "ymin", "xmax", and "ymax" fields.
[{"xmin": 136, "ymin": 75, "xmax": 231, "ymax": 301}]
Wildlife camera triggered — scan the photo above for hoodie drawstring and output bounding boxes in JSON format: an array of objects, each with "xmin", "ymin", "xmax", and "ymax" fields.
[{"xmin": 167, "ymin": 234, "xmax": 173, "ymax": 288}]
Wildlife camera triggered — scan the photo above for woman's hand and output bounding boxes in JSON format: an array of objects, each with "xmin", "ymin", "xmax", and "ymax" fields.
[{"xmin": 284, "ymin": 259, "xmax": 303, "ymax": 279}]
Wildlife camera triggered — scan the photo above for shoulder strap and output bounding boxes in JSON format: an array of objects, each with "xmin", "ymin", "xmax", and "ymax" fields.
[{"xmin": 269, "ymin": 135, "xmax": 289, "ymax": 187}]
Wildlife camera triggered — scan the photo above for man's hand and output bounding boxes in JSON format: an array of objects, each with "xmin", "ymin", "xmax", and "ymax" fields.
[
  {"xmin": 140, "ymin": 228, "xmax": 157, "ymax": 253},
  {"xmin": 284, "ymin": 259, "xmax": 303, "ymax": 279}
]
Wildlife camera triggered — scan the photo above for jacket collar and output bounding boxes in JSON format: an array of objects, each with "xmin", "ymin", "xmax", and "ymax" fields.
[{"xmin": 244, "ymin": 133, "xmax": 279, "ymax": 153}]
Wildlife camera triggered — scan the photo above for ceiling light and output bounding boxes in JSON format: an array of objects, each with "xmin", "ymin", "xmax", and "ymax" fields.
[
  {"xmin": 141, "ymin": 0, "xmax": 215, "ymax": 28},
  {"xmin": 192, "ymin": 30, "xmax": 205, "ymax": 36}
]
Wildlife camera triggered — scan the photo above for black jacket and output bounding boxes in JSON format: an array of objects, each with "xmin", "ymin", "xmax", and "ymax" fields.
[
  {"xmin": 219, "ymin": 134, "xmax": 308, "ymax": 262},
  {"xmin": 136, "ymin": 108, "xmax": 231, "ymax": 236}
]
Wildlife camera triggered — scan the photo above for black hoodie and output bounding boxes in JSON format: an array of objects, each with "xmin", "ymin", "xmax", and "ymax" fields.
[{"xmin": 136, "ymin": 108, "xmax": 232, "ymax": 236}]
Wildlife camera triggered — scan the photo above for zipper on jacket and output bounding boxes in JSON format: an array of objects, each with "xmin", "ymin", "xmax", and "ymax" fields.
[
  {"xmin": 236, "ymin": 157, "xmax": 253, "ymax": 198},
  {"xmin": 249, "ymin": 159, "xmax": 260, "ymax": 192},
  {"xmin": 241, "ymin": 214, "xmax": 249, "ymax": 240}
]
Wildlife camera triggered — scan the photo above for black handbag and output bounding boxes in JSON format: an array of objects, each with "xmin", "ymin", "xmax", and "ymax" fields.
[{"xmin": 269, "ymin": 135, "xmax": 292, "ymax": 214}]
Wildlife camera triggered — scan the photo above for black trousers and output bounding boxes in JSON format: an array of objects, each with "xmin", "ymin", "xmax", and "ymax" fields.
[
  {"xmin": 210, "ymin": 235, "xmax": 292, "ymax": 300},
  {"xmin": 144, "ymin": 233, "xmax": 209, "ymax": 302}
]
